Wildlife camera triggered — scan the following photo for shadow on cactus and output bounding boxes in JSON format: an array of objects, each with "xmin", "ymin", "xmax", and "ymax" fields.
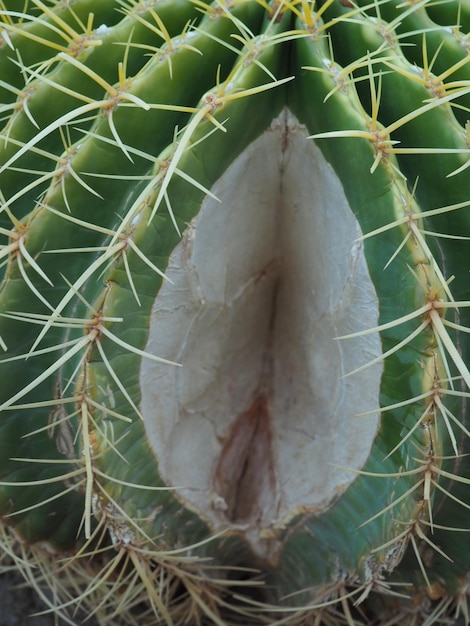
[{"xmin": 0, "ymin": 0, "xmax": 470, "ymax": 624}]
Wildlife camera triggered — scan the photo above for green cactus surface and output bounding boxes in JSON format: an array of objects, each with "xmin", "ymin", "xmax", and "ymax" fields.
[{"xmin": 0, "ymin": 1, "xmax": 469, "ymax": 624}]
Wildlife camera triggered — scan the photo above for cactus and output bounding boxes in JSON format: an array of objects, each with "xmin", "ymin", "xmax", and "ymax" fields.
[{"xmin": 0, "ymin": 0, "xmax": 469, "ymax": 624}]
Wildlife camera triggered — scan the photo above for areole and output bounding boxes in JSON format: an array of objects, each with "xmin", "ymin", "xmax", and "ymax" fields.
[{"xmin": 140, "ymin": 110, "xmax": 383, "ymax": 559}]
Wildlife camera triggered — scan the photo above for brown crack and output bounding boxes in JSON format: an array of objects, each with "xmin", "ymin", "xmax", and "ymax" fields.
[{"xmin": 214, "ymin": 395, "xmax": 275, "ymax": 523}]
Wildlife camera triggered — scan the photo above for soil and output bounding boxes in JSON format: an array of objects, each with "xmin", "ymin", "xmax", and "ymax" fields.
[
  {"xmin": 0, "ymin": 569, "xmax": 61, "ymax": 625},
  {"xmin": 0, "ymin": 568, "xmax": 97, "ymax": 626}
]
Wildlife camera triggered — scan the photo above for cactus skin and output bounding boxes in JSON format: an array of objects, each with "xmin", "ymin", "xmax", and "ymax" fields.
[{"xmin": 0, "ymin": 1, "xmax": 469, "ymax": 624}]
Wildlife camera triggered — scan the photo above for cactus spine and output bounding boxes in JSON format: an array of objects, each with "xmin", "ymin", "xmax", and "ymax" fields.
[{"xmin": 0, "ymin": 1, "xmax": 469, "ymax": 624}]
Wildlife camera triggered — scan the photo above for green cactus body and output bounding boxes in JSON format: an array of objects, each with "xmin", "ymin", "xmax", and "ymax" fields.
[{"xmin": 0, "ymin": 1, "xmax": 469, "ymax": 624}]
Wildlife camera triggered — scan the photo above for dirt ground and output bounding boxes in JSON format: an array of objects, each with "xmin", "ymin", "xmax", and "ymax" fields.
[
  {"xmin": 0, "ymin": 568, "xmax": 98, "ymax": 626},
  {"xmin": 0, "ymin": 569, "xmax": 62, "ymax": 626}
]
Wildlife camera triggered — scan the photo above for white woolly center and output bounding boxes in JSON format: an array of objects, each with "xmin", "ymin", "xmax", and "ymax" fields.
[{"xmin": 140, "ymin": 110, "xmax": 382, "ymax": 558}]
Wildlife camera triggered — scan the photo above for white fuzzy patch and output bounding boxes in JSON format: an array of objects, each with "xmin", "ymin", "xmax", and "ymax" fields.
[{"xmin": 140, "ymin": 110, "xmax": 382, "ymax": 557}]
